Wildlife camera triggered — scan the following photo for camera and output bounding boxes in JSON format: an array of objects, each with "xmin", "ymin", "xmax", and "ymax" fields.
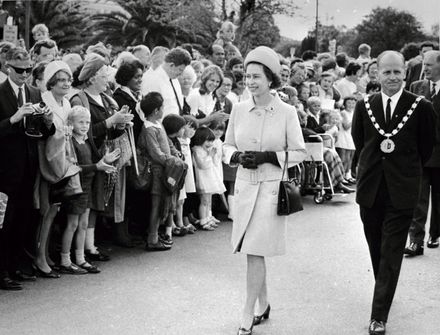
[
  {"xmin": 25, "ymin": 101, "xmax": 46, "ymax": 138},
  {"xmin": 32, "ymin": 102, "xmax": 46, "ymax": 115}
]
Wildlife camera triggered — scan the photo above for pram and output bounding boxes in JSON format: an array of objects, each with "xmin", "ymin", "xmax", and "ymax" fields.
[{"xmin": 299, "ymin": 134, "xmax": 339, "ymax": 204}]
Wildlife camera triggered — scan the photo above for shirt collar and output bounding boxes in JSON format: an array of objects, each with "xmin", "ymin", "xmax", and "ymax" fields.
[
  {"xmin": 381, "ymin": 87, "xmax": 403, "ymax": 105},
  {"xmin": 144, "ymin": 119, "xmax": 163, "ymax": 129},
  {"xmin": 120, "ymin": 86, "xmax": 139, "ymax": 102},
  {"xmin": 431, "ymin": 80, "xmax": 440, "ymax": 92},
  {"xmin": 8, "ymin": 77, "xmax": 24, "ymax": 95}
]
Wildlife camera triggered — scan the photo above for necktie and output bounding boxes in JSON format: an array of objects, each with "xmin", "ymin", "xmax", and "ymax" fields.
[
  {"xmin": 385, "ymin": 98, "xmax": 391, "ymax": 126},
  {"xmin": 17, "ymin": 87, "xmax": 23, "ymax": 107},
  {"xmin": 431, "ymin": 82, "xmax": 437, "ymax": 101},
  {"xmin": 169, "ymin": 79, "xmax": 182, "ymax": 114}
]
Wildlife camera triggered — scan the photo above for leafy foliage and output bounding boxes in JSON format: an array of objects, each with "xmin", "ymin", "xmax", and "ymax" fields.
[
  {"xmin": 300, "ymin": 7, "xmax": 429, "ymax": 58},
  {"xmin": 2, "ymin": 0, "xmax": 87, "ymax": 49},
  {"xmin": 235, "ymin": 8, "xmax": 280, "ymax": 55},
  {"xmin": 88, "ymin": 0, "xmax": 219, "ymax": 49},
  {"xmin": 88, "ymin": 0, "xmax": 181, "ymax": 48},
  {"xmin": 348, "ymin": 7, "xmax": 427, "ymax": 57}
]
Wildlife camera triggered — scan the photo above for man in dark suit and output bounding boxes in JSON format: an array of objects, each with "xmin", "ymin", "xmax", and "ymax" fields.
[
  {"xmin": 404, "ymin": 50, "xmax": 440, "ymax": 256},
  {"xmin": 0, "ymin": 47, "xmax": 54, "ymax": 290},
  {"xmin": 352, "ymin": 50, "xmax": 435, "ymax": 334},
  {"xmin": 404, "ymin": 41, "xmax": 435, "ymax": 90}
]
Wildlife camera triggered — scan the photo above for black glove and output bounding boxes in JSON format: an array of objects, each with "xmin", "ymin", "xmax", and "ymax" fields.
[
  {"xmin": 242, "ymin": 151, "xmax": 279, "ymax": 169},
  {"xmin": 230, "ymin": 151, "xmax": 258, "ymax": 168}
]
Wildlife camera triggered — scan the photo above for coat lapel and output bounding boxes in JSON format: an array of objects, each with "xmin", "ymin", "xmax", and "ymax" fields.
[{"xmin": 3, "ymin": 80, "xmax": 19, "ymax": 114}]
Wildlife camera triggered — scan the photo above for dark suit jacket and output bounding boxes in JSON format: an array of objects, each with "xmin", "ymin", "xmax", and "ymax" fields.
[
  {"xmin": 352, "ymin": 90, "xmax": 435, "ymax": 209},
  {"xmin": 409, "ymin": 79, "xmax": 431, "ymax": 100},
  {"xmin": 409, "ymin": 80, "xmax": 440, "ymax": 167},
  {"xmin": 306, "ymin": 114, "xmax": 325, "ymax": 133},
  {"xmin": 0, "ymin": 80, "xmax": 50, "ymax": 197},
  {"xmin": 405, "ymin": 62, "xmax": 423, "ymax": 90}
]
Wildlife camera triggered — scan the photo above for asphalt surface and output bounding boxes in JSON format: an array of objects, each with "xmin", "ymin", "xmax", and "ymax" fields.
[{"xmin": 0, "ymin": 193, "xmax": 439, "ymax": 335}]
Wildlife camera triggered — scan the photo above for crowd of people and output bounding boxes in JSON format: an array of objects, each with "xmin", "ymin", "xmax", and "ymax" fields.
[{"xmin": 0, "ymin": 19, "xmax": 439, "ymax": 335}]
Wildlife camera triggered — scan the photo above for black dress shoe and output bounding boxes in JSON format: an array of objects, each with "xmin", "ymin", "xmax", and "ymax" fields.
[
  {"xmin": 11, "ymin": 270, "xmax": 36, "ymax": 282},
  {"xmin": 59, "ymin": 263, "xmax": 88, "ymax": 275},
  {"xmin": 33, "ymin": 264, "xmax": 60, "ymax": 279},
  {"xmin": 369, "ymin": 319, "xmax": 386, "ymax": 334},
  {"xmin": 253, "ymin": 304, "xmax": 271, "ymax": 325},
  {"xmin": 427, "ymin": 236, "xmax": 439, "ymax": 248},
  {"xmin": 85, "ymin": 250, "xmax": 110, "ymax": 262},
  {"xmin": 335, "ymin": 184, "xmax": 355, "ymax": 194},
  {"xmin": 0, "ymin": 277, "xmax": 23, "ymax": 291},
  {"xmin": 404, "ymin": 242, "xmax": 424, "ymax": 257},
  {"xmin": 145, "ymin": 240, "xmax": 172, "ymax": 252},
  {"xmin": 77, "ymin": 262, "xmax": 101, "ymax": 274}
]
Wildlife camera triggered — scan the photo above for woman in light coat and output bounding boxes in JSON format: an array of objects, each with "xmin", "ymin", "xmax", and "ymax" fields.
[{"xmin": 223, "ymin": 46, "xmax": 306, "ymax": 335}]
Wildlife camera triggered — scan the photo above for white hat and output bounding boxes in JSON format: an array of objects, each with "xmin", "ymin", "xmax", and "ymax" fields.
[
  {"xmin": 244, "ymin": 46, "xmax": 281, "ymax": 76},
  {"xmin": 44, "ymin": 60, "xmax": 72, "ymax": 84}
]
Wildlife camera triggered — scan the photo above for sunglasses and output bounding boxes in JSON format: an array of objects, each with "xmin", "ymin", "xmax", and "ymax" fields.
[{"xmin": 8, "ymin": 65, "xmax": 33, "ymax": 74}]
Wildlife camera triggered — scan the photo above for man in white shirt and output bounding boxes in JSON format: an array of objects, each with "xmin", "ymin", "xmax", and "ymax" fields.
[
  {"xmin": 404, "ymin": 50, "xmax": 440, "ymax": 256},
  {"xmin": 352, "ymin": 50, "xmax": 435, "ymax": 335},
  {"xmin": 141, "ymin": 47, "xmax": 191, "ymax": 118}
]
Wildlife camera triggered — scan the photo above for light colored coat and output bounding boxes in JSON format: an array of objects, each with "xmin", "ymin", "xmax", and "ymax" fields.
[{"xmin": 223, "ymin": 94, "xmax": 306, "ymax": 256}]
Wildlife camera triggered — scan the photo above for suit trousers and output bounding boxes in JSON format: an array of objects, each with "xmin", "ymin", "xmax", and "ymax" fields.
[
  {"xmin": 360, "ymin": 179, "xmax": 413, "ymax": 322},
  {"xmin": 0, "ymin": 176, "xmax": 37, "ymax": 278},
  {"xmin": 409, "ymin": 167, "xmax": 440, "ymax": 243}
]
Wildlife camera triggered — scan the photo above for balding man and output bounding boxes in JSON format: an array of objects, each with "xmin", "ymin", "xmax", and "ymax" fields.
[
  {"xmin": 404, "ymin": 50, "xmax": 440, "ymax": 256},
  {"xmin": 352, "ymin": 51, "xmax": 435, "ymax": 334},
  {"xmin": 131, "ymin": 44, "xmax": 151, "ymax": 69}
]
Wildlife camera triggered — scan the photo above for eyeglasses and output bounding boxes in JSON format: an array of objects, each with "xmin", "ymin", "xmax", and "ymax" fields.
[{"xmin": 8, "ymin": 65, "xmax": 33, "ymax": 74}]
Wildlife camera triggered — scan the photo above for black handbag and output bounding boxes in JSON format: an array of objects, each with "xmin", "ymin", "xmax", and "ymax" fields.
[{"xmin": 277, "ymin": 152, "xmax": 303, "ymax": 216}]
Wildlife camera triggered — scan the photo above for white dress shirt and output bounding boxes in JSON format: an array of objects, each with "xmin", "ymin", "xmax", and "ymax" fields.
[
  {"xmin": 141, "ymin": 65, "xmax": 183, "ymax": 118},
  {"xmin": 381, "ymin": 88, "xmax": 403, "ymax": 119},
  {"xmin": 431, "ymin": 80, "xmax": 440, "ymax": 95},
  {"xmin": 8, "ymin": 78, "xmax": 27, "ymax": 105}
]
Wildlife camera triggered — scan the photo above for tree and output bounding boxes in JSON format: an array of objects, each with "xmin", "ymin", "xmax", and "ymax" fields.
[
  {"xmin": 28, "ymin": 0, "xmax": 87, "ymax": 49},
  {"xmin": 0, "ymin": 0, "xmax": 87, "ymax": 49},
  {"xmin": 235, "ymin": 8, "xmax": 280, "ymax": 55},
  {"xmin": 347, "ymin": 7, "xmax": 427, "ymax": 57},
  {"xmin": 88, "ymin": 0, "xmax": 219, "ymax": 49},
  {"xmin": 232, "ymin": 0, "xmax": 293, "ymax": 55},
  {"xmin": 170, "ymin": 0, "xmax": 219, "ymax": 49},
  {"xmin": 236, "ymin": 0, "xmax": 298, "ymax": 24},
  {"xmin": 89, "ymin": 0, "xmax": 189, "ymax": 48},
  {"xmin": 274, "ymin": 36, "xmax": 301, "ymax": 58}
]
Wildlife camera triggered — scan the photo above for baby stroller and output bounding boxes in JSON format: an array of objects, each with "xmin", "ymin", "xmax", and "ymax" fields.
[{"xmin": 299, "ymin": 134, "xmax": 335, "ymax": 204}]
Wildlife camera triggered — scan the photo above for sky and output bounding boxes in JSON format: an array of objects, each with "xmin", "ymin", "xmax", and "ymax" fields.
[{"xmin": 275, "ymin": 0, "xmax": 440, "ymax": 41}]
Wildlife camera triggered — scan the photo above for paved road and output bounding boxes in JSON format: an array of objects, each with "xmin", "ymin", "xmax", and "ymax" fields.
[{"xmin": 1, "ymin": 193, "xmax": 439, "ymax": 335}]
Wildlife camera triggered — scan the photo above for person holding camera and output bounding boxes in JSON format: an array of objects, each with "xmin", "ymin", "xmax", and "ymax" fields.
[{"xmin": 0, "ymin": 47, "xmax": 54, "ymax": 290}]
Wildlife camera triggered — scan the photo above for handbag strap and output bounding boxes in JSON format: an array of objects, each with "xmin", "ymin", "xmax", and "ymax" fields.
[{"xmin": 281, "ymin": 151, "xmax": 288, "ymax": 181}]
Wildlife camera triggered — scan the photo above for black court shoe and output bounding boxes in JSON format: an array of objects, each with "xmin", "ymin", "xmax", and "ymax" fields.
[
  {"xmin": 237, "ymin": 325, "xmax": 253, "ymax": 335},
  {"xmin": 253, "ymin": 304, "xmax": 271, "ymax": 325},
  {"xmin": 369, "ymin": 319, "xmax": 386, "ymax": 334}
]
